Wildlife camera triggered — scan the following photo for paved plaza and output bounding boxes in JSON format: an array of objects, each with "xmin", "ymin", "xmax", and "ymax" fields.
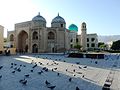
[{"xmin": 0, "ymin": 54, "xmax": 120, "ymax": 90}]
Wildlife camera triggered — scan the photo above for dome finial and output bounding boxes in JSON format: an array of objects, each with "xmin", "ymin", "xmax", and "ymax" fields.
[
  {"xmin": 58, "ymin": 12, "xmax": 59, "ymax": 16},
  {"xmin": 38, "ymin": 12, "xmax": 40, "ymax": 15}
]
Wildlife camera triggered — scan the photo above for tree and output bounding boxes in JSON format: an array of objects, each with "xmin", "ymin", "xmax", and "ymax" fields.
[
  {"xmin": 98, "ymin": 42, "xmax": 105, "ymax": 47},
  {"xmin": 111, "ymin": 40, "xmax": 120, "ymax": 50},
  {"xmin": 4, "ymin": 38, "xmax": 7, "ymax": 42},
  {"xmin": 74, "ymin": 44, "xmax": 82, "ymax": 50}
]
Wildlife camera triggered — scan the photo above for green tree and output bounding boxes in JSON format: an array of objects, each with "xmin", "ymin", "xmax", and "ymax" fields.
[
  {"xmin": 74, "ymin": 44, "xmax": 82, "ymax": 50},
  {"xmin": 4, "ymin": 38, "xmax": 7, "ymax": 42},
  {"xmin": 111, "ymin": 40, "xmax": 120, "ymax": 50},
  {"xmin": 98, "ymin": 42, "xmax": 105, "ymax": 47}
]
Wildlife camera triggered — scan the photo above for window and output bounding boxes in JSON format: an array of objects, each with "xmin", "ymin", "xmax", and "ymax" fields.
[
  {"xmin": 70, "ymin": 44, "xmax": 73, "ymax": 48},
  {"xmin": 61, "ymin": 24, "xmax": 63, "ymax": 27},
  {"xmin": 87, "ymin": 38, "xmax": 89, "ymax": 42},
  {"xmin": 91, "ymin": 38, "xmax": 95, "ymax": 42},
  {"xmin": 76, "ymin": 38, "xmax": 78, "ymax": 43},
  {"xmin": 48, "ymin": 32, "xmax": 55, "ymax": 40},
  {"xmin": 71, "ymin": 39, "xmax": 73, "ymax": 42},
  {"xmin": 87, "ymin": 44, "xmax": 89, "ymax": 47},
  {"xmin": 91, "ymin": 43, "xmax": 95, "ymax": 47},
  {"xmin": 32, "ymin": 31, "xmax": 38, "ymax": 40}
]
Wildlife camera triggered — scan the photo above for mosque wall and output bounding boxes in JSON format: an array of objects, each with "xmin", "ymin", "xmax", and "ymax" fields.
[{"xmin": 0, "ymin": 25, "xmax": 4, "ymax": 53}]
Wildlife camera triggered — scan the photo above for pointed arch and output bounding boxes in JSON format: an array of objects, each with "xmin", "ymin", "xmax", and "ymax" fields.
[
  {"xmin": 18, "ymin": 30, "xmax": 28, "ymax": 52},
  {"xmin": 48, "ymin": 31, "xmax": 55, "ymax": 40},
  {"xmin": 32, "ymin": 31, "xmax": 38, "ymax": 40},
  {"xmin": 32, "ymin": 44, "xmax": 38, "ymax": 53}
]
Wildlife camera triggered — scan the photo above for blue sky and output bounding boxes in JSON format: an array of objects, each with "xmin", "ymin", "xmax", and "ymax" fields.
[{"xmin": 0, "ymin": 0, "xmax": 120, "ymax": 37}]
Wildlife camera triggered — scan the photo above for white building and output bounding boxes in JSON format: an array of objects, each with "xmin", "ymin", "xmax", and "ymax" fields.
[{"xmin": 69, "ymin": 22, "xmax": 98, "ymax": 51}]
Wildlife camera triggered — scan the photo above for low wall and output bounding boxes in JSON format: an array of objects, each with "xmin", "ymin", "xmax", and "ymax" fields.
[{"xmin": 68, "ymin": 53, "xmax": 104, "ymax": 59}]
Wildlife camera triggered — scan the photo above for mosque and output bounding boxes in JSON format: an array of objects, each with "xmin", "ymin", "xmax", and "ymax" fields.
[
  {"xmin": 0, "ymin": 25, "xmax": 4, "ymax": 54},
  {"xmin": 7, "ymin": 12, "xmax": 98, "ymax": 53}
]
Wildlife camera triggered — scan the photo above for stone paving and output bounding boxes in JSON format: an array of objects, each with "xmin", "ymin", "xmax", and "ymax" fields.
[{"xmin": 0, "ymin": 54, "xmax": 120, "ymax": 90}]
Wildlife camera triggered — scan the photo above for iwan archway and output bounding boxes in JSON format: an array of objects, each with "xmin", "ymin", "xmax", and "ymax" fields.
[{"xmin": 18, "ymin": 30, "xmax": 28, "ymax": 53}]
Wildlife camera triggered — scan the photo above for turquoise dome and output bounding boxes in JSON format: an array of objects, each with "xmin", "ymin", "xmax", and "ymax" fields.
[{"xmin": 68, "ymin": 24, "xmax": 78, "ymax": 32}]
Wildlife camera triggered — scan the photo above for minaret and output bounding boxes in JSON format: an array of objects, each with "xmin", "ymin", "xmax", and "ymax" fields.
[{"xmin": 81, "ymin": 22, "xmax": 87, "ymax": 51}]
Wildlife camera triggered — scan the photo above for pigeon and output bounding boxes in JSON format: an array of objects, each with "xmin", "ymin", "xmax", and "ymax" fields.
[
  {"xmin": 23, "ymin": 65, "xmax": 26, "ymax": 67},
  {"xmin": 76, "ymin": 87, "xmax": 80, "ymax": 90},
  {"xmin": 52, "ymin": 69, "xmax": 54, "ymax": 72},
  {"xmin": 38, "ymin": 72, "xmax": 42, "ymax": 74},
  {"xmin": 83, "ymin": 66, "xmax": 87, "ymax": 68},
  {"xmin": 39, "ymin": 62, "xmax": 42, "ymax": 65},
  {"xmin": 76, "ymin": 62, "xmax": 80, "ymax": 64},
  {"xmin": 12, "ymin": 71, "xmax": 15, "ymax": 73},
  {"xmin": 30, "ymin": 70, "xmax": 33, "ymax": 72},
  {"xmin": 0, "ymin": 66, "xmax": 3, "ymax": 69},
  {"xmin": 95, "ymin": 61, "xmax": 98, "ymax": 64},
  {"xmin": 78, "ymin": 66, "xmax": 82, "ymax": 69},
  {"xmin": 45, "ymin": 68, "xmax": 48, "ymax": 72},
  {"xmin": 42, "ymin": 67, "xmax": 47, "ymax": 70},
  {"xmin": 19, "ymin": 78, "xmax": 25, "ymax": 83},
  {"xmin": 73, "ymin": 69, "xmax": 75, "ymax": 72},
  {"xmin": 47, "ymin": 86, "xmax": 56, "ymax": 90},
  {"xmin": 57, "ymin": 73, "xmax": 59, "ymax": 76},
  {"xmin": 0, "ymin": 75, "xmax": 2, "ymax": 79},
  {"xmin": 22, "ymin": 80, "xmax": 27, "ymax": 85},
  {"xmin": 45, "ymin": 80, "xmax": 50, "ymax": 85},
  {"xmin": 54, "ymin": 68, "xmax": 57, "ymax": 70},
  {"xmin": 25, "ymin": 74, "xmax": 29, "ymax": 77},
  {"xmin": 14, "ymin": 67, "xmax": 17, "ymax": 70},
  {"xmin": 38, "ymin": 70, "xmax": 43, "ymax": 74},
  {"xmin": 82, "ymin": 75, "xmax": 84, "ymax": 78},
  {"xmin": 17, "ymin": 68, "xmax": 21, "ymax": 72},
  {"xmin": 69, "ymin": 78, "xmax": 72, "ymax": 82},
  {"xmin": 32, "ymin": 64, "xmax": 37, "ymax": 68},
  {"xmin": 14, "ymin": 63, "xmax": 17, "ymax": 66},
  {"xmin": 11, "ymin": 63, "xmax": 13, "ymax": 65},
  {"xmin": 10, "ymin": 66, "xmax": 13, "ymax": 68},
  {"xmin": 73, "ymin": 74, "xmax": 76, "ymax": 76},
  {"xmin": 66, "ymin": 69, "xmax": 68, "ymax": 71}
]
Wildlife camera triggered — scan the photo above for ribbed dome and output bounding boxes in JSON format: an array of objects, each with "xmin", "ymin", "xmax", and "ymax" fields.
[
  {"xmin": 51, "ymin": 13, "xmax": 66, "ymax": 24},
  {"xmin": 68, "ymin": 24, "xmax": 78, "ymax": 32},
  {"xmin": 32, "ymin": 12, "xmax": 46, "ymax": 23}
]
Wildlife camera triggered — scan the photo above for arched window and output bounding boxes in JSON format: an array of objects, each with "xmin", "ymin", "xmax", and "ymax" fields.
[
  {"xmin": 32, "ymin": 31, "xmax": 38, "ymax": 40},
  {"xmin": 48, "ymin": 32, "xmax": 55, "ymax": 40},
  {"xmin": 10, "ymin": 34, "xmax": 14, "ymax": 41}
]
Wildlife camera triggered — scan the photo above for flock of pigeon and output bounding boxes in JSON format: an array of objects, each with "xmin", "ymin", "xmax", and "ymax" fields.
[
  {"xmin": 0, "ymin": 55, "xmax": 88, "ymax": 90},
  {"xmin": 0, "ymin": 54, "xmax": 119, "ymax": 90}
]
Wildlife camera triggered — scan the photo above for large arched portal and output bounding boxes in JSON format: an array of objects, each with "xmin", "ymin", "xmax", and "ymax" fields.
[
  {"xmin": 48, "ymin": 31, "xmax": 56, "ymax": 53},
  {"xmin": 18, "ymin": 30, "xmax": 28, "ymax": 53}
]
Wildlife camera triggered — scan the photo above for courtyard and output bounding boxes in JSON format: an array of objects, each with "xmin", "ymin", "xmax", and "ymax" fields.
[{"xmin": 0, "ymin": 54, "xmax": 120, "ymax": 90}]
